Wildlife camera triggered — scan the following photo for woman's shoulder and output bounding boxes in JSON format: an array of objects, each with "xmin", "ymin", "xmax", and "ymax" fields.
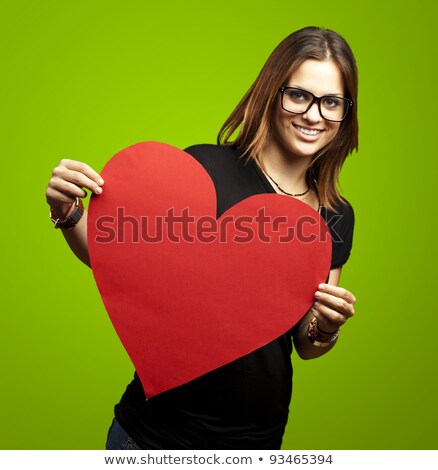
[
  {"xmin": 323, "ymin": 197, "xmax": 354, "ymax": 237},
  {"xmin": 184, "ymin": 144, "xmax": 242, "ymax": 178},
  {"xmin": 331, "ymin": 197, "xmax": 354, "ymax": 219},
  {"xmin": 184, "ymin": 143, "xmax": 239, "ymax": 160},
  {"xmin": 323, "ymin": 197, "xmax": 355, "ymax": 269}
]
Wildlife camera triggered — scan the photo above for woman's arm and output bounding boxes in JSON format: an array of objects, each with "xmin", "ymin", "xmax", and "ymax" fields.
[
  {"xmin": 292, "ymin": 267, "xmax": 356, "ymax": 360},
  {"xmin": 46, "ymin": 159, "xmax": 104, "ymax": 267},
  {"xmin": 59, "ymin": 211, "xmax": 90, "ymax": 266}
]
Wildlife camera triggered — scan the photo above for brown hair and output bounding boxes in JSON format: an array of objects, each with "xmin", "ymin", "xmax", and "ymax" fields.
[{"xmin": 217, "ymin": 26, "xmax": 358, "ymax": 211}]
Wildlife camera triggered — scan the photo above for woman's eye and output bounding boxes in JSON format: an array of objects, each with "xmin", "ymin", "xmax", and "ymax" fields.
[
  {"xmin": 289, "ymin": 90, "xmax": 309, "ymax": 102},
  {"xmin": 322, "ymin": 97, "xmax": 341, "ymax": 108}
]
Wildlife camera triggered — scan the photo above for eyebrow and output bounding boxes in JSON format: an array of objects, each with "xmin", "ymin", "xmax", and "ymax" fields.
[{"xmin": 288, "ymin": 85, "xmax": 344, "ymax": 97}]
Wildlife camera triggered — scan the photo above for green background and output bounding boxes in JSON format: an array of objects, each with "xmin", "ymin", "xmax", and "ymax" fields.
[{"xmin": 1, "ymin": 0, "xmax": 436, "ymax": 450}]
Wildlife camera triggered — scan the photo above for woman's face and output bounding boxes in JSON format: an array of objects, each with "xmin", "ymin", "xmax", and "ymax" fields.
[{"xmin": 270, "ymin": 59, "xmax": 344, "ymax": 160}]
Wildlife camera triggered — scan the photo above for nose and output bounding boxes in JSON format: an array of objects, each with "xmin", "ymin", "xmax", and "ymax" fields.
[{"xmin": 303, "ymin": 101, "xmax": 323, "ymax": 122}]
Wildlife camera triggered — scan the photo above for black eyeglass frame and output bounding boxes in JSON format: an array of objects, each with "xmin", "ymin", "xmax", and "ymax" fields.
[{"xmin": 279, "ymin": 86, "xmax": 353, "ymax": 123}]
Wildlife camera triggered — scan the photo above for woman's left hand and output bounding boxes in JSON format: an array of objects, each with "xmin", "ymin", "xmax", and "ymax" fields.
[{"xmin": 311, "ymin": 283, "xmax": 356, "ymax": 333}]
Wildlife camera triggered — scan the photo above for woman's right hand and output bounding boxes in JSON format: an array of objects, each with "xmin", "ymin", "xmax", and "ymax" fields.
[
  {"xmin": 46, "ymin": 158, "xmax": 104, "ymax": 218},
  {"xmin": 46, "ymin": 159, "xmax": 104, "ymax": 267}
]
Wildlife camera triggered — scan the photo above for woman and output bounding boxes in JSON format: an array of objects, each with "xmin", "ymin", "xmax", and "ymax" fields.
[{"xmin": 46, "ymin": 26, "xmax": 357, "ymax": 449}]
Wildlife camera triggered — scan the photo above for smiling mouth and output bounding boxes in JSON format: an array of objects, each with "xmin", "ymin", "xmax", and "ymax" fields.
[{"xmin": 293, "ymin": 124, "xmax": 323, "ymax": 136}]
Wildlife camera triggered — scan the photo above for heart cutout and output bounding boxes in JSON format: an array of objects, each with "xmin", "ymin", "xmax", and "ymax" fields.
[{"xmin": 88, "ymin": 142, "xmax": 331, "ymax": 397}]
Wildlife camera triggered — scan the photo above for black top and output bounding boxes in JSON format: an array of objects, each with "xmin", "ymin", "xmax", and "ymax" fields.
[{"xmin": 114, "ymin": 144, "xmax": 354, "ymax": 449}]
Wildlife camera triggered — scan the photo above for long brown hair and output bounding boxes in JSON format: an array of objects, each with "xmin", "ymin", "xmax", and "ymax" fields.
[{"xmin": 217, "ymin": 26, "xmax": 358, "ymax": 211}]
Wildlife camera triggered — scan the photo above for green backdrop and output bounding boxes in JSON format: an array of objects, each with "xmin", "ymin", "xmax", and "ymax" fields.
[{"xmin": 1, "ymin": 0, "xmax": 436, "ymax": 450}]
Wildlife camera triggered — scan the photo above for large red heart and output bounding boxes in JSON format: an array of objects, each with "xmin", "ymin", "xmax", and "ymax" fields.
[{"xmin": 88, "ymin": 142, "xmax": 331, "ymax": 398}]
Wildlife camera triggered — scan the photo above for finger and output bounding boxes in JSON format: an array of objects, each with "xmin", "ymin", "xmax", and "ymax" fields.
[
  {"xmin": 46, "ymin": 187, "xmax": 76, "ymax": 205},
  {"xmin": 314, "ymin": 291, "xmax": 355, "ymax": 317},
  {"xmin": 52, "ymin": 168, "xmax": 103, "ymax": 195},
  {"xmin": 49, "ymin": 176, "xmax": 90, "ymax": 199},
  {"xmin": 318, "ymin": 283, "xmax": 356, "ymax": 304},
  {"xmin": 57, "ymin": 159, "xmax": 104, "ymax": 186},
  {"xmin": 311, "ymin": 302, "xmax": 347, "ymax": 327}
]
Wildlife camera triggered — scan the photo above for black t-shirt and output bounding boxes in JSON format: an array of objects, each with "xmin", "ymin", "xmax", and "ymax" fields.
[{"xmin": 114, "ymin": 144, "xmax": 354, "ymax": 449}]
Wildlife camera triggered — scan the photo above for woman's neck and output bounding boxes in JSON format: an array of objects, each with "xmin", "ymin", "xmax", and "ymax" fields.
[{"xmin": 261, "ymin": 142, "xmax": 312, "ymax": 193}]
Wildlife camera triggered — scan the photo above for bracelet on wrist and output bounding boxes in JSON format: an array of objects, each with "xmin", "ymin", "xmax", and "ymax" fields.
[
  {"xmin": 315, "ymin": 321, "xmax": 339, "ymax": 336},
  {"xmin": 50, "ymin": 197, "xmax": 84, "ymax": 230},
  {"xmin": 307, "ymin": 317, "xmax": 340, "ymax": 348}
]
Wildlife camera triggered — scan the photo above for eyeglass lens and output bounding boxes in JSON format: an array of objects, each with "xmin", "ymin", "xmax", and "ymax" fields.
[{"xmin": 282, "ymin": 88, "xmax": 349, "ymax": 122}]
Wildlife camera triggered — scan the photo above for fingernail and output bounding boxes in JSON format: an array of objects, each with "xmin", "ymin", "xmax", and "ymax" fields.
[
  {"xmin": 315, "ymin": 291, "xmax": 321, "ymax": 299},
  {"xmin": 98, "ymin": 178, "xmax": 104, "ymax": 185},
  {"xmin": 96, "ymin": 187, "xmax": 102, "ymax": 194},
  {"xmin": 319, "ymin": 284, "xmax": 325, "ymax": 290}
]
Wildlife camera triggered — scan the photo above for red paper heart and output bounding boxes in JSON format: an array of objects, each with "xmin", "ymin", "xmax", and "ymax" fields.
[{"xmin": 88, "ymin": 142, "xmax": 331, "ymax": 397}]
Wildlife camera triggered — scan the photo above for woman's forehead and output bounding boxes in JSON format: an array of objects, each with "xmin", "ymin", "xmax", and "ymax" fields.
[{"xmin": 285, "ymin": 60, "xmax": 344, "ymax": 95}]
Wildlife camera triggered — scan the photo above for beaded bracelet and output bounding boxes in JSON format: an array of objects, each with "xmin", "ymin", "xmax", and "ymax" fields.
[{"xmin": 307, "ymin": 317, "xmax": 340, "ymax": 347}]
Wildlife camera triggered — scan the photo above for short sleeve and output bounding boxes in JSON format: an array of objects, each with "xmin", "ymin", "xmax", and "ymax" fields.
[{"xmin": 323, "ymin": 200, "xmax": 355, "ymax": 270}]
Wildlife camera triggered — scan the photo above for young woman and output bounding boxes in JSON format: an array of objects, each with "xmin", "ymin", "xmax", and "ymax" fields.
[{"xmin": 46, "ymin": 26, "xmax": 357, "ymax": 449}]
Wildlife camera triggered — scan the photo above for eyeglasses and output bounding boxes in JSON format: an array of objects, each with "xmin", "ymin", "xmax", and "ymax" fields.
[{"xmin": 279, "ymin": 86, "xmax": 353, "ymax": 122}]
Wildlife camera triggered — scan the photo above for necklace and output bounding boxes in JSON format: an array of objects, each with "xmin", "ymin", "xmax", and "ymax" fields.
[
  {"xmin": 264, "ymin": 171, "xmax": 311, "ymax": 198},
  {"xmin": 299, "ymin": 189, "xmax": 312, "ymax": 202}
]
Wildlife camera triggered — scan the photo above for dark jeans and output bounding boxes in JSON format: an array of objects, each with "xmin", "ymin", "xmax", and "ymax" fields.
[{"xmin": 106, "ymin": 418, "xmax": 142, "ymax": 450}]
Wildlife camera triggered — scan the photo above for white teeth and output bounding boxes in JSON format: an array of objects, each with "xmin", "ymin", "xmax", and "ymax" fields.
[{"xmin": 296, "ymin": 125, "xmax": 321, "ymax": 136}]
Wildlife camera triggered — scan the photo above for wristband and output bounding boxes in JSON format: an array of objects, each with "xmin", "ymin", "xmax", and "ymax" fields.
[
  {"xmin": 307, "ymin": 317, "xmax": 340, "ymax": 347},
  {"xmin": 50, "ymin": 197, "xmax": 84, "ymax": 230},
  {"xmin": 315, "ymin": 322, "xmax": 339, "ymax": 335}
]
